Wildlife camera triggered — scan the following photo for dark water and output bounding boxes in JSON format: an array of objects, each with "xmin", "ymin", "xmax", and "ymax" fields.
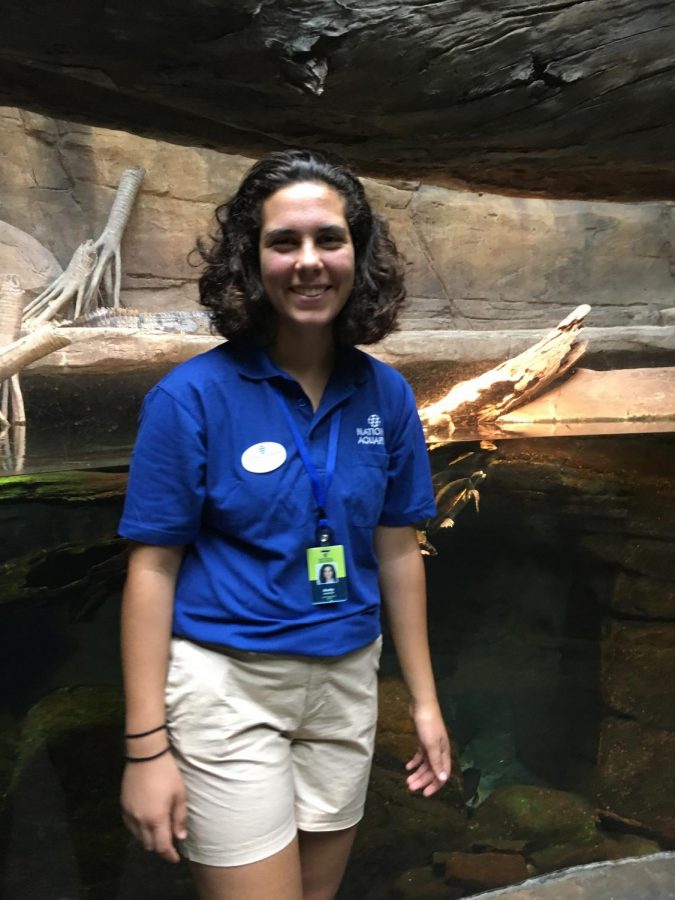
[{"xmin": 1, "ymin": 428, "xmax": 674, "ymax": 899}]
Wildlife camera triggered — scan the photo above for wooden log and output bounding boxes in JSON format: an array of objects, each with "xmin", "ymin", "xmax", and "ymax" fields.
[
  {"xmin": 0, "ymin": 274, "xmax": 27, "ymax": 424},
  {"xmin": 0, "ymin": 325, "xmax": 73, "ymax": 381},
  {"xmin": 419, "ymin": 305, "xmax": 590, "ymax": 446}
]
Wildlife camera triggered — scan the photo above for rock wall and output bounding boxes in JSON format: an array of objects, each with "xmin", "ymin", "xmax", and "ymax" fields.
[
  {"xmin": 1, "ymin": 0, "xmax": 674, "ymax": 200},
  {"xmin": 425, "ymin": 433, "xmax": 675, "ymax": 846},
  {"xmin": 1, "ymin": 106, "xmax": 673, "ymax": 332}
]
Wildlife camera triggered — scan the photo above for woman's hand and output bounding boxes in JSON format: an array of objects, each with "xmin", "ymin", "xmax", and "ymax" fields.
[
  {"xmin": 405, "ymin": 701, "xmax": 451, "ymax": 798},
  {"xmin": 121, "ymin": 753, "xmax": 188, "ymax": 863}
]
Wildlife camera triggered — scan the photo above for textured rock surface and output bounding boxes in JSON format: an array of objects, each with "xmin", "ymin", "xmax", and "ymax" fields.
[
  {"xmin": 2, "ymin": 107, "xmax": 674, "ymax": 331},
  {"xmin": 0, "ymin": 1, "xmax": 674, "ymax": 200},
  {"xmin": 0, "ymin": 219, "xmax": 62, "ymax": 296},
  {"xmin": 610, "ymin": 571, "xmax": 675, "ymax": 619},
  {"xmin": 343, "ymin": 765, "xmax": 469, "ymax": 898},
  {"xmin": 1, "ymin": 685, "xmax": 126, "ymax": 895},
  {"xmin": 471, "ymin": 786, "xmax": 599, "ymax": 851},
  {"xmin": 406, "ymin": 188, "xmax": 675, "ymax": 329},
  {"xmin": 602, "ymin": 620, "xmax": 675, "ymax": 728},
  {"xmin": 424, "ymin": 434, "xmax": 675, "ymax": 843},
  {"xmin": 443, "ymin": 850, "xmax": 530, "ymax": 891},
  {"xmin": 595, "ymin": 718, "xmax": 675, "ymax": 842}
]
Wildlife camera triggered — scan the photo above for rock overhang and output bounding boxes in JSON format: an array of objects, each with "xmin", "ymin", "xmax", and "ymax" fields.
[{"xmin": 1, "ymin": 0, "xmax": 674, "ymax": 200}]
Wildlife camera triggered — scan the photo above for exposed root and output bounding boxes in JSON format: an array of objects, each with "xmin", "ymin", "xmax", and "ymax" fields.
[{"xmin": 22, "ymin": 166, "xmax": 145, "ymax": 325}]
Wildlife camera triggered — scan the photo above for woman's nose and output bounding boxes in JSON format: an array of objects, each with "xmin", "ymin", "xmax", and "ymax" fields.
[{"xmin": 296, "ymin": 240, "xmax": 322, "ymax": 269}]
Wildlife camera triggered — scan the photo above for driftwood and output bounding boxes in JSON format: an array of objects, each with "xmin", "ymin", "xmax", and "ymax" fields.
[
  {"xmin": 0, "ymin": 325, "xmax": 73, "ymax": 382},
  {"xmin": 23, "ymin": 240, "xmax": 97, "ymax": 325},
  {"xmin": 0, "ymin": 165, "xmax": 145, "ymax": 435},
  {"xmin": 23, "ymin": 167, "xmax": 145, "ymax": 324},
  {"xmin": 0, "ymin": 275, "xmax": 27, "ymax": 427},
  {"xmin": 416, "ymin": 305, "xmax": 591, "ymax": 551},
  {"xmin": 419, "ymin": 305, "xmax": 590, "ymax": 447}
]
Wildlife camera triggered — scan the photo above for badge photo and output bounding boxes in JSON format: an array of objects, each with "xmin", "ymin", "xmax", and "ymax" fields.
[{"xmin": 307, "ymin": 545, "xmax": 349, "ymax": 605}]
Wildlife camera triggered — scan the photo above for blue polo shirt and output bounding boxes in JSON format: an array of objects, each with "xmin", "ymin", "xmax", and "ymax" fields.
[{"xmin": 119, "ymin": 342, "xmax": 436, "ymax": 656}]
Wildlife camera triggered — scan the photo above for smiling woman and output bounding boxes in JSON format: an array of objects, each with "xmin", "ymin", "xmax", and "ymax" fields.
[
  {"xmin": 118, "ymin": 149, "xmax": 449, "ymax": 900},
  {"xmin": 259, "ymin": 181, "xmax": 355, "ymax": 341},
  {"xmin": 196, "ymin": 150, "xmax": 405, "ymax": 348}
]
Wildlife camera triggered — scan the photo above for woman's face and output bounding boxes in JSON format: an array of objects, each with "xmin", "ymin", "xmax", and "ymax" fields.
[
  {"xmin": 258, "ymin": 181, "xmax": 355, "ymax": 336},
  {"xmin": 321, "ymin": 564, "xmax": 336, "ymax": 581}
]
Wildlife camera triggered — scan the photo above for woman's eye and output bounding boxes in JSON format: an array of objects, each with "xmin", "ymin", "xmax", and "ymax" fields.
[{"xmin": 319, "ymin": 236, "xmax": 344, "ymax": 248}]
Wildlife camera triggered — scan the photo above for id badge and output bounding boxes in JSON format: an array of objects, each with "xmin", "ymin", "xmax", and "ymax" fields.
[{"xmin": 307, "ymin": 544, "xmax": 349, "ymax": 605}]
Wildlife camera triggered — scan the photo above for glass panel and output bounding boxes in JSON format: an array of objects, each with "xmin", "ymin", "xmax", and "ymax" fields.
[{"xmin": 1, "ymin": 361, "xmax": 674, "ymax": 899}]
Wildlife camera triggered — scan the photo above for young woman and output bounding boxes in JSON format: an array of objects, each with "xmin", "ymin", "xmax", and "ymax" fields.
[
  {"xmin": 119, "ymin": 150, "xmax": 449, "ymax": 900},
  {"xmin": 318, "ymin": 564, "xmax": 337, "ymax": 584}
]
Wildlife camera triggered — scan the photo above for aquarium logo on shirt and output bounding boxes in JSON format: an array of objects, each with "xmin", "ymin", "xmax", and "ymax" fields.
[{"xmin": 356, "ymin": 413, "xmax": 384, "ymax": 445}]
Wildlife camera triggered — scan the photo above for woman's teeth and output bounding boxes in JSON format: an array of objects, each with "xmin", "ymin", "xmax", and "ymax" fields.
[{"xmin": 297, "ymin": 287, "xmax": 324, "ymax": 297}]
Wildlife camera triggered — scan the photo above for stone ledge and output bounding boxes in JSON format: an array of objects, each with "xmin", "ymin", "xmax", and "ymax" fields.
[{"xmin": 23, "ymin": 326, "xmax": 675, "ymax": 375}]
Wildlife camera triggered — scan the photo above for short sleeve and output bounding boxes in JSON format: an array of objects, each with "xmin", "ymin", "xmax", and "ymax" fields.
[
  {"xmin": 379, "ymin": 379, "xmax": 436, "ymax": 526},
  {"xmin": 118, "ymin": 386, "xmax": 207, "ymax": 545}
]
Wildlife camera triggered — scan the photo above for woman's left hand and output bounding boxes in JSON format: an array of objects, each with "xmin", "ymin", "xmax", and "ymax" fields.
[{"xmin": 405, "ymin": 702, "xmax": 451, "ymax": 797}]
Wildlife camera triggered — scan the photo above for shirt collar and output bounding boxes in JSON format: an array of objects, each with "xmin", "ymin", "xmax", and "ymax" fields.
[{"xmin": 231, "ymin": 342, "xmax": 368, "ymax": 389}]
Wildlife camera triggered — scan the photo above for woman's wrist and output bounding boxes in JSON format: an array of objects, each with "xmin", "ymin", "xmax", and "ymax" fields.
[
  {"xmin": 409, "ymin": 695, "xmax": 442, "ymax": 717},
  {"xmin": 124, "ymin": 744, "xmax": 172, "ymax": 764},
  {"xmin": 125, "ymin": 722, "xmax": 167, "ymax": 740},
  {"xmin": 123, "ymin": 716, "xmax": 169, "ymax": 759}
]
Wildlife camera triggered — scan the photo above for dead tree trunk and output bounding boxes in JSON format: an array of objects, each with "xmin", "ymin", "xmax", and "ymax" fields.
[
  {"xmin": 0, "ymin": 275, "xmax": 27, "ymax": 427},
  {"xmin": 419, "ymin": 305, "xmax": 590, "ymax": 447}
]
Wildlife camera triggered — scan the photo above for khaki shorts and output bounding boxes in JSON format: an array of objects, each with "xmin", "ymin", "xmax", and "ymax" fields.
[{"xmin": 165, "ymin": 635, "xmax": 382, "ymax": 867}]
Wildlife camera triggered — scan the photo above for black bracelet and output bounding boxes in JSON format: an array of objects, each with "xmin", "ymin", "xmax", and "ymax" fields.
[
  {"xmin": 124, "ymin": 723, "xmax": 168, "ymax": 740},
  {"xmin": 124, "ymin": 745, "xmax": 172, "ymax": 764}
]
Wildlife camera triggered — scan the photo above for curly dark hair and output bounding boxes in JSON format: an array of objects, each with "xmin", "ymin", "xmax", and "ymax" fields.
[{"xmin": 196, "ymin": 149, "xmax": 406, "ymax": 345}]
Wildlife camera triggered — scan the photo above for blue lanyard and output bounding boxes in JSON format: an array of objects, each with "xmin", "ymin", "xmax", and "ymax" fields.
[{"xmin": 274, "ymin": 392, "xmax": 341, "ymax": 539}]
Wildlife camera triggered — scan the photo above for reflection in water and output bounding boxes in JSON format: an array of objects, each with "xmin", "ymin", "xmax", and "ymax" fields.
[
  {"xmin": 0, "ymin": 369, "xmax": 168, "ymax": 476},
  {"xmin": 0, "ymin": 423, "xmax": 25, "ymax": 474}
]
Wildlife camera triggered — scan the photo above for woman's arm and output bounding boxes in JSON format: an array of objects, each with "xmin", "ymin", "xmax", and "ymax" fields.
[
  {"xmin": 374, "ymin": 524, "xmax": 450, "ymax": 797},
  {"xmin": 120, "ymin": 542, "xmax": 187, "ymax": 863}
]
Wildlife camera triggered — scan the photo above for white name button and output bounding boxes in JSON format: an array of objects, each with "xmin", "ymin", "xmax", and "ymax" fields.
[{"xmin": 241, "ymin": 441, "xmax": 287, "ymax": 474}]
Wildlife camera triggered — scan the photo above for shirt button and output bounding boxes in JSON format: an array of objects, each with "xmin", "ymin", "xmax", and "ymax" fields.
[{"xmin": 297, "ymin": 400, "xmax": 308, "ymax": 408}]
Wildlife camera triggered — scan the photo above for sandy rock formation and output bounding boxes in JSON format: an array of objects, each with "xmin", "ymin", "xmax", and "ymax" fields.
[
  {"xmin": 1, "ymin": 107, "xmax": 673, "ymax": 335},
  {"xmin": 0, "ymin": 221, "xmax": 62, "ymax": 296}
]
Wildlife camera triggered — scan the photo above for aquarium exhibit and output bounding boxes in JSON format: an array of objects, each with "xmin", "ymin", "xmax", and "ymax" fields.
[{"xmin": 1, "ymin": 2, "xmax": 675, "ymax": 897}]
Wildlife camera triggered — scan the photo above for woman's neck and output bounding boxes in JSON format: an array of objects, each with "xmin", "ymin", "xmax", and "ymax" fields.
[{"xmin": 269, "ymin": 326, "xmax": 336, "ymax": 410}]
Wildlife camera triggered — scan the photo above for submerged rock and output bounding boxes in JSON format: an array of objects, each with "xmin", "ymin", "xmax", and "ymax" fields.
[
  {"xmin": 3, "ymin": 685, "xmax": 126, "ymax": 892},
  {"xmin": 442, "ymin": 850, "xmax": 530, "ymax": 892},
  {"xmin": 472, "ymin": 785, "xmax": 599, "ymax": 851},
  {"xmin": 595, "ymin": 717, "xmax": 675, "ymax": 844},
  {"xmin": 390, "ymin": 865, "xmax": 458, "ymax": 899},
  {"xmin": 343, "ymin": 764, "xmax": 468, "ymax": 899},
  {"xmin": 529, "ymin": 832, "xmax": 661, "ymax": 874}
]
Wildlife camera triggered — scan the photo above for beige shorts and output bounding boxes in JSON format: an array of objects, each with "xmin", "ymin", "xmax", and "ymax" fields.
[{"xmin": 165, "ymin": 635, "xmax": 382, "ymax": 867}]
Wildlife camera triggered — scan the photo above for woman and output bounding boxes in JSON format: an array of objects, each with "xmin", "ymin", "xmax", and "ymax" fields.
[
  {"xmin": 119, "ymin": 150, "xmax": 449, "ymax": 900},
  {"xmin": 318, "ymin": 564, "xmax": 337, "ymax": 584}
]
